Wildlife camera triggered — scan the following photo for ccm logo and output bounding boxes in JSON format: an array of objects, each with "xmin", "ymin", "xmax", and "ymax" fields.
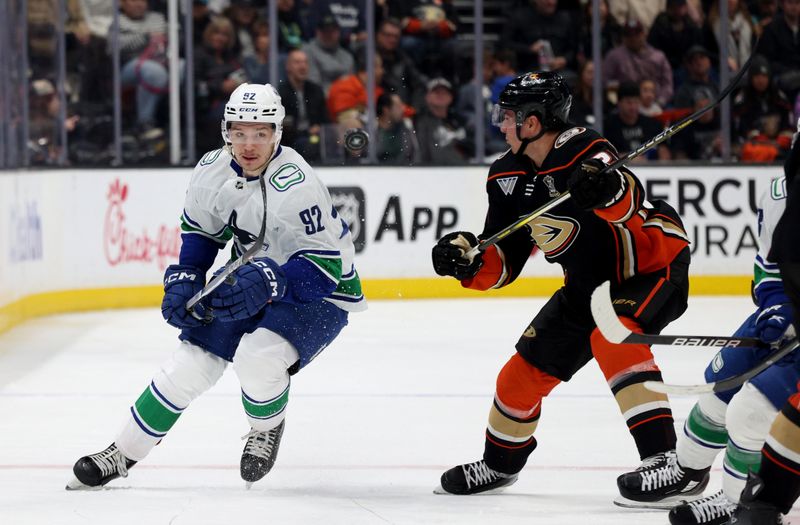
[{"xmin": 165, "ymin": 272, "xmax": 196, "ymax": 283}]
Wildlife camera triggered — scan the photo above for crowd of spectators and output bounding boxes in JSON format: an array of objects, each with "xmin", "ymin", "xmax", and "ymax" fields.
[{"xmin": 22, "ymin": 0, "xmax": 800, "ymax": 166}]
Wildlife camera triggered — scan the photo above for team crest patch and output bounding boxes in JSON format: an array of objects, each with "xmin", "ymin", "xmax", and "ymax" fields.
[
  {"xmin": 199, "ymin": 148, "xmax": 222, "ymax": 166},
  {"xmin": 543, "ymin": 175, "xmax": 560, "ymax": 197},
  {"xmin": 555, "ymin": 127, "xmax": 586, "ymax": 149},
  {"xmin": 269, "ymin": 163, "xmax": 305, "ymax": 191},
  {"xmin": 711, "ymin": 352, "xmax": 724, "ymax": 373},
  {"xmin": 497, "ymin": 177, "xmax": 518, "ymax": 196},
  {"xmin": 521, "ymin": 73, "xmax": 545, "ymax": 86}
]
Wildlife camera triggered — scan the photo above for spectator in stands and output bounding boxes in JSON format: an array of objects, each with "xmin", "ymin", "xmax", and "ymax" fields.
[
  {"xmin": 609, "ymin": 0, "xmax": 666, "ymax": 30},
  {"xmin": 28, "ymin": 79, "xmax": 72, "ymax": 165},
  {"xmin": 604, "ymin": 81, "xmax": 671, "ymax": 161},
  {"xmin": 376, "ymin": 18, "xmax": 426, "ymax": 109},
  {"xmin": 385, "ymin": 0, "xmax": 459, "ymax": 78},
  {"xmin": 327, "ymin": 49, "xmax": 384, "ymax": 130},
  {"xmin": 454, "ymin": 50, "xmax": 506, "ymax": 156},
  {"xmin": 191, "ymin": 1, "xmax": 214, "ymax": 47},
  {"xmin": 706, "ymin": 0, "xmax": 754, "ymax": 72},
  {"xmin": 639, "ymin": 78, "xmax": 663, "ymax": 117},
  {"xmin": 751, "ymin": 0, "xmax": 778, "ymax": 38},
  {"xmin": 303, "ymin": 14, "xmax": 355, "ymax": 94},
  {"xmin": 647, "ymin": 0, "xmax": 704, "ymax": 77},
  {"xmin": 489, "ymin": 50, "xmax": 518, "ymax": 104},
  {"xmin": 671, "ymin": 88, "xmax": 723, "ymax": 160},
  {"xmin": 242, "ymin": 20, "xmax": 271, "ymax": 84},
  {"xmin": 225, "ymin": 0, "xmax": 262, "ymax": 57},
  {"xmin": 118, "ymin": 0, "xmax": 169, "ymax": 134},
  {"xmin": 293, "ymin": 0, "xmax": 318, "ymax": 41},
  {"xmin": 375, "ymin": 93, "xmax": 419, "ymax": 164},
  {"xmin": 75, "ymin": 0, "xmax": 115, "ymax": 103},
  {"xmin": 577, "ymin": 0, "xmax": 622, "ymax": 63},
  {"xmin": 277, "ymin": 0, "xmax": 304, "ymax": 51},
  {"xmin": 672, "ymin": 45, "xmax": 719, "ymax": 109},
  {"xmin": 194, "ymin": 15, "xmax": 246, "ymax": 153},
  {"xmin": 733, "ymin": 56, "xmax": 793, "ymax": 140},
  {"xmin": 317, "ymin": 0, "xmax": 367, "ymax": 50},
  {"xmin": 568, "ymin": 60, "xmax": 608, "ymax": 128},
  {"xmin": 28, "ymin": 0, "xmax": 91, "ymax": 79},
  {"xmin": 414, "ymin": 77, "xmax": 470, "ymax": 164},
  {"xmin": 604, "ymin": 18, "xmax": 674, "ymax": 106},
  {"xmin": 500, "ymin": 0, "xmax": 578, "ymax": 76},
  {"xmin": 278, "ymin": 48, "xmax": 329, "ymax": 161},
  {"xmin": 756, "ymin": 0, "xmax": 800, "ymax": 102},
  {"xmin": 738, "ymin": 112, "xmax": 794, "ymax": 161}
]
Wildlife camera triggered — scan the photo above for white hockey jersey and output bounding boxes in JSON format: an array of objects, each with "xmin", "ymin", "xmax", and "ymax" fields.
[
  {"xmin": 180, "ymin": 146, "xmax": 367, "ymax": 313},
  {"xmin": 754, "ymin": 175, "xmax": 787, "ymax": 302}
]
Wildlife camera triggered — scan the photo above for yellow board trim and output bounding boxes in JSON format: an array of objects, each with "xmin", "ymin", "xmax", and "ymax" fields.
[{"xmin": 0, "ymin": 275, "xmax": 752, "ymax": 336}]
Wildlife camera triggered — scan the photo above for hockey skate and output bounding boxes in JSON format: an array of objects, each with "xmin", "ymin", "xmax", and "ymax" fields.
[
  {"xmin": 434, "ymin": 459, "xmax": 518, "ymax": 495},
  {"xmin": 614, "ymin": 450, "xmax": 709, "ymax": 509},
  {"xmin": 66, "ymin": 443, "xmax": 137, "ymax": 490},
  {"xmin": 240, "ymin": 420, "xmax": 285, "ymax": 488},
  {"xmin": 727, "ymin": 473, "xmax": 785, "ymax": 524},
  {"xmin": 668, "ymin": 489, "xmax": 736, "ymax": 525}
]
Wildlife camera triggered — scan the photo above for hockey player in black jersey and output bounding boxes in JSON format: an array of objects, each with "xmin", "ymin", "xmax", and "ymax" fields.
[{"xmin": 431, "ymin": 71, "xmax": 697, "ymax": 501}]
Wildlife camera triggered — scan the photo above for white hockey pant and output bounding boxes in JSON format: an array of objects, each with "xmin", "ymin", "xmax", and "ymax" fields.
[{"xmin": 115, "ymin": 328, "xmax": 298, "ymax": 461}]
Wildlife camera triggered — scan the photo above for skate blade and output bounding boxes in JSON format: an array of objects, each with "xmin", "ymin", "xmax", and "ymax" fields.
[
  {"xmin": 65, "ymin": 476, "xmax": 101, "ymax": 491},
  {"xmin": 432, "ymin": 484, "xmax": 514, "ymax": 495},
  {"xmin": 613, "ymin": 493, "xmax": 704, "ymax": 510}
]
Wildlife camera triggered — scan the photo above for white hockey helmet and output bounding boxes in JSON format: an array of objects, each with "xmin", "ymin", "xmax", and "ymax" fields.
[{"xmin": 221, "ymin": 83, "xmax": 285, "ymax": 150}]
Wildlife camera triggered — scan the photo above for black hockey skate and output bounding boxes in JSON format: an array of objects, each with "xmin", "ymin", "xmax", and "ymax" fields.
[
  {"xmin": 240, "ymin": 420, "xmax": 285, "ymax": 488},
  {"xmin": 615, "ymin": 450, "xmax": 709, "ymax": 509},
  {"xmin": 727, "ymin": 473, "xmax": 785, "ymax": 525},
  {"xmin": 669, "ymin": 489, "xmax": 736, "ymax": 525},
  {"xmin": 66, "ymin": 443, "xmax": 137, "ymax": 490},
  {"xmin": 434, "ymin": 459, "xmax": 518, "ymax": 495}
]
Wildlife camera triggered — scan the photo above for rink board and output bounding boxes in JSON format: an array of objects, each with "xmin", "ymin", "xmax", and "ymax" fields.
[{"xmin": 0, "ymin": 164, "xmax": 781, "ymax": 333}]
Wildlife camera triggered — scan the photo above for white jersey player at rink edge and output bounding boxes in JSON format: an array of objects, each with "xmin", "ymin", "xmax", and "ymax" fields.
[{"xmin": 66, "ymin": 83, "xmax": 366, "ymax": 490}]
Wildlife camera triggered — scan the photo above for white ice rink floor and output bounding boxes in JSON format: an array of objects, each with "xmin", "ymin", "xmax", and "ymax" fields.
[{"xmin": 1, "ymin": 296, "xmax": 798, "ymax": 525}]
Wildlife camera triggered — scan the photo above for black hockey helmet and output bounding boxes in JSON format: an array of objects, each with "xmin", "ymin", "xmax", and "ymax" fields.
[{"xmin": 494, "ymin": 71, "xmax": 573, "ymax": 131}]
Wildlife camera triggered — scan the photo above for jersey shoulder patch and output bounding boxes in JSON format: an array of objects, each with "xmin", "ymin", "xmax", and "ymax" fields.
[
  {"xmin": 198, "ymin": 148, "xmax": 224, "ymax": 166},
  {"xmin": 554, "ymin": 127, "xmax": 587, "ymax": 149},
  {"xmin": 770, "ymin": 176, "xmax": 787, "ymax": 200},
  {"xmin": 269, "ymin": 163, "xmax": 306, "ymax": 191}
]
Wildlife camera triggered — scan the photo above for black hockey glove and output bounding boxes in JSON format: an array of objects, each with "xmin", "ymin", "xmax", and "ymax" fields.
[
  {"xmin": 432, "ymin": 231, "xmax": 483, "ymax": 280},
  {"xmin": 568, "ymin": 158, "xmax": 623, "ymax": 210}
]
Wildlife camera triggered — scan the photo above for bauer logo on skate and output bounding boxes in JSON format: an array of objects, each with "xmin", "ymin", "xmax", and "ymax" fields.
[{"xmin": 103, "ymin": 179, "xmax": 181, "ymax": 269}]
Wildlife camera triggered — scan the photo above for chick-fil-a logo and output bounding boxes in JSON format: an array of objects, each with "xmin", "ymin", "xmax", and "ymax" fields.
[{"xmin": 103, "ymin": 179, "xmax": 181, "ymax": 268}]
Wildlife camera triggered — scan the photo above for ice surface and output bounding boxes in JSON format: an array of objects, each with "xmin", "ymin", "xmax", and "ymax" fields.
[{"xmin": 1, "ymin": 297, "xmax": 797, "ymax": 524}]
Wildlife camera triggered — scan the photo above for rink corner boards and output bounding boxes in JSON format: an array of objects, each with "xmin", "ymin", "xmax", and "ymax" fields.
[{"xmin": 0, "ymin": 275, "xmax": 750, "ymax": 336}]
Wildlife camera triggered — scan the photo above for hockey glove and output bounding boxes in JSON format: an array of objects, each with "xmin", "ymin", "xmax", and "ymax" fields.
[
  {"xmin": 568, "ymin": 158, "xmax": 624, "ymax": 210},
  {"xmin": 755, "ymin": 303, "xmax": 796, "ymax": 347},
  {"xmin": 432, "ymin": 231, "xmax": 483, "ymax": 280},
  {"xmin": 209, "ymin": 257, "xmax": 288, "ymax": 322},
  {"xmin": 162, "ymin": 264, "xmax": 208, "ymax": 328}
]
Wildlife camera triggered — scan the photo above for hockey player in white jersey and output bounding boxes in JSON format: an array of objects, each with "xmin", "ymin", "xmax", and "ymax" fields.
[
  {"xmin": 613, "ymin": 174, "xmax": 798, "ymax": 524},
  {"xmin": 66, "ymin": 83, "xmax": 366, "ymax": 490}
]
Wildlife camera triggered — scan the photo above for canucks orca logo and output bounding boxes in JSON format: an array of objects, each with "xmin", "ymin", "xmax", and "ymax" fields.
[{"xmin": 227, "ymin": 210, "xmax": 259, "ymax": 245}]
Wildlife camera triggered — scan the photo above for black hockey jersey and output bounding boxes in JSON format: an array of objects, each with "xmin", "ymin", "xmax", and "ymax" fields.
[{"xmin": 463, "ymin": 126, "xmax": 690, "ymax": 296}]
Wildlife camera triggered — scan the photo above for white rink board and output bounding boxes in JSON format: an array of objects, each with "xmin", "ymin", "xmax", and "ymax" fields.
[{"xmin": 0, "ymin": 164, "xmax": 781, "ymax": 308}]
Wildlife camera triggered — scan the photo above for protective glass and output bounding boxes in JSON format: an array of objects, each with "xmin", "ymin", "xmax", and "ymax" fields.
[
  {"xmin": 228, "ymin": 126, "xmax": 275, "ymax": 145},
  {"xmin": 490, "ymin": 105, "xmax": 515, "ymax": 128}
]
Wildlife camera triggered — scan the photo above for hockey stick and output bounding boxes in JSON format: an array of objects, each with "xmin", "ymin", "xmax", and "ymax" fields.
[
  {"xmin": 464, "ymin": 51, "xmax": 754, "ymax": 262},
  {"xmin": 591, "ymin": 281, "xmax": 767, "ymax": 348},
  {"xmin": 644, "ymin": 338, "xmax": 799, "ymax": 395},
  {"xmin": 185, "ymin": 175, "xmax": 268, "ymax": 319}
]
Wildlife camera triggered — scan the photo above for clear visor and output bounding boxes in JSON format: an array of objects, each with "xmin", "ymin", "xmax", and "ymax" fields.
[
  {"xmin": 490, "ymin": 105, "xmax": 515, "ymax": 128},
  {"xmin": 228, "ymin": 125, "xmax": 275, "ymax": 145}
]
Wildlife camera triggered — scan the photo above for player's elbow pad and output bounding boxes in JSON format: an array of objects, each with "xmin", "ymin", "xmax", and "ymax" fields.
[{"xmin": 280, "ymin": 258, "xmax": 339, "ymax": 304}]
